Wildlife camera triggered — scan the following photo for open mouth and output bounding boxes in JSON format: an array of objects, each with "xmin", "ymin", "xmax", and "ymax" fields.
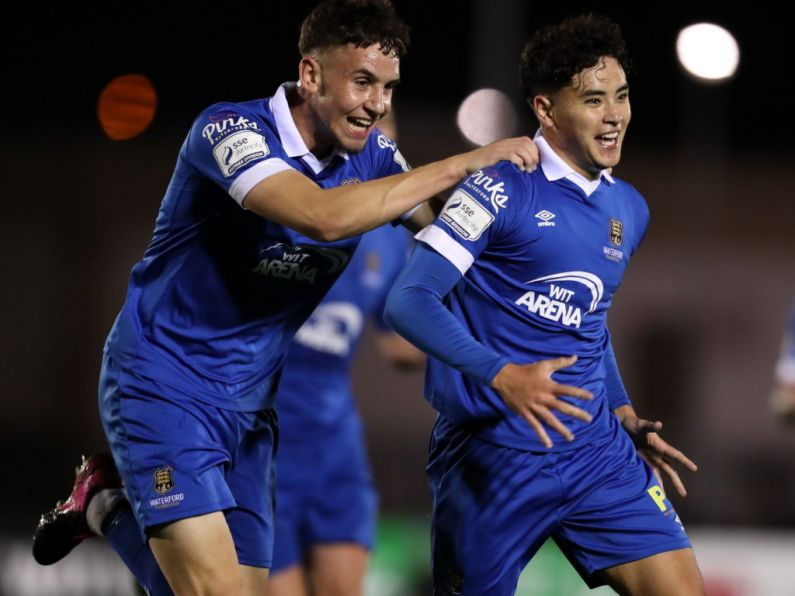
[
  {"xmin": 347, "ymin": 116, "xmax": 374, "ymax": 130},
  {"xmin": 596, "ymin": 131, "xmax": 620, "ymax": 148}
]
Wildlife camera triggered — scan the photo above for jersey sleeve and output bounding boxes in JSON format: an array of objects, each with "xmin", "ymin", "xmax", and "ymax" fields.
[
  {"xmin": 626, "ymin": 184, "xmax": 651, "ymax": 256},
  {"xmin": 365, "ymin": 130, "xmax": 420, "ymax": 221},
  {"xmin": 384, "ymin": 242, "xmax": 509, "ymax": 385},
  {"xmin": 368, "ymin": 130, "xmax": 411, "ymax": 176},
  {"xmin": 604, "ymin": 332, "xmax": 631, "ymax": 410},
  {"xmin": 371, "ymin": 227, "xmax": 412, "ymax": 332},
  {"xmin": 183, "ymin": 103, "xmax": 294, "ymax": 206},
  {"xmin": 415, "ymin": 161, "xmax": 527, "ymax": 274}
]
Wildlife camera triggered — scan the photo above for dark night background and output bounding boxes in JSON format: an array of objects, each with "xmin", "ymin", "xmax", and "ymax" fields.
[{"xmin": 1, "ymin": 1, "xmax": 794, "ymax": 593}]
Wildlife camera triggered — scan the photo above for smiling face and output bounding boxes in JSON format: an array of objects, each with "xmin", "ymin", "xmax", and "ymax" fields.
[
  {"xmin": 533, "ymin": 56, "xmax": 631, "ymax": 180},
  {"xmin": 297, "ymin": 43, "xmax": 400, "ymax": 156}
]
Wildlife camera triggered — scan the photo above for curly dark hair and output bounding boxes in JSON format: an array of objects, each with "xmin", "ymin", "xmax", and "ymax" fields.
[
  {"xmin": 519, "ymin": 14, "xmax": 630, "ymax": 99},
  {"xmin": 299, "ymin": 0, "xmax": 410, "ymax": 58}
]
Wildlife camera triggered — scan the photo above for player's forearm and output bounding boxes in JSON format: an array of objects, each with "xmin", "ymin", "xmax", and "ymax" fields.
[
  {"xmin": 315, "ymin": 153, "xmax": 477, "ymax": 241},
  {"xmin": 305, "ymin": 136, "xmax": 536, "ymax": 240},
  {"xmin": 244, "ymin": 137, "xmax": 535, "ymax": 242},
  {"xmin": 384, "ymin": 244, "xmax": 508, "ymax": 385},
  {"xmin": 604, "ymin": 339, "xmax": 631, "ymax": 410}
]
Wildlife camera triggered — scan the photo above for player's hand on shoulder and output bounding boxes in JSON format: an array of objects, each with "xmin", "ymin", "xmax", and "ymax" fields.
[
  {"xmin": 463, "ymin": 136, "xmax": 539, "ymax": 175},
  {"xmin": 491, "ymin": 355, "xmax": 593, "ymax": 449},
  {"xmin": 617, "ymin": 410, "xmax": 698, "ymax": 498}
]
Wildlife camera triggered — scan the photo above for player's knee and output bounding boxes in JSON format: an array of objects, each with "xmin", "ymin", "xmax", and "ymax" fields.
[
  {"xmin": 314, "ymin": 583, "xmax": 362, "ymax": 596},
  {"xmin": 602, "ymin": 548, "xmax": 705, "ymax": 596},
  {"xmin": 175, "ymin": 573, "xmax": 244, "ymax": 596},
  {"xmin": 152, "ymin": 545, "xmax": 246, "ymax": 595},
  {"xmin": 311, "ymin": 568, "xmax": 364, "ymax": 596},
  {"xmin": 308, "ymin": 543, "xmax": 368, "ymax": 596}
]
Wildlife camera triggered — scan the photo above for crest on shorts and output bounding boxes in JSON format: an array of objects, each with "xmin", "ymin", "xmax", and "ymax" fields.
[
  {"xmin": 609, "ymin": 218, "xmax": 623, "ymax": 246},
  {"xmin": 153, "ymin": 466, "xmax": 175, "ymax": 494}
]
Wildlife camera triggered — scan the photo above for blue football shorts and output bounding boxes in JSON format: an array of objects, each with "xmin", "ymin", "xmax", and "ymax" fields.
[
  {"xmin": 270, "ymin": 414, "xmax": 377, "ymax": 572},
  {"xmin": 427, "ymin": 412, "xmax": 692, "ymax": 595},
  {"xmin": 98, "ymin": 353, "xmax": 277, "ymax": 568}
]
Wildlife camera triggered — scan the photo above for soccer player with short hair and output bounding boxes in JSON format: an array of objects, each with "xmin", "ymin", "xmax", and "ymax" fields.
[
  {"xmin": 385, "ymin": 14, "xmax": 704, "ymax": 595},
  {"xmin": 31, "ymin": 1, "xmax": 537, "ymax": 594}
]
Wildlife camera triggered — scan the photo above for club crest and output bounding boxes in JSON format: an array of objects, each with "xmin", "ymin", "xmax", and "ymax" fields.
[
  {"xmin": 609, "ymin": 218, "xmax": 623, "ymax": 246},
  {"xmin": 154, "ymin": 466, "xmax": 175, "ymax": 495}
]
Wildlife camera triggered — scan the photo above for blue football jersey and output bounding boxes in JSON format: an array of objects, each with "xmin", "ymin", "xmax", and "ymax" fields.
[
  {"xmin": 275, "ymin": 224, "xmax": 411, "ymax": 440},
  {"xmin": 416, "ymin": 138, "xmax": 649, "ymax": 450},
  {"xmin": 105, "ymin": 84, "xmax": 409, "ymax": 411}
]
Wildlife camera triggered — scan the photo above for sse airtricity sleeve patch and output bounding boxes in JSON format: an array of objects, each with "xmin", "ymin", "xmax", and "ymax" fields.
[
  {"xmin": 416, "ymin": 162, "xmax": 524, "ymax": 275},
  {"xmin": 439, "ymin": 189, "xmax": 494, "ymax": 241},
  {"xmin": 212, "ymin": 130, "xmax": 270, "ymax": 177},
  {"xmin": 184, "ymin": 103, "xmax": 291, "ymax": 205}
]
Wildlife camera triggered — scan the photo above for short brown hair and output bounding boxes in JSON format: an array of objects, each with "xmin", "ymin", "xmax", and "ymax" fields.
[{"xmin": 299, "ymin": 0, "xmax": 410, "ymax": 58}]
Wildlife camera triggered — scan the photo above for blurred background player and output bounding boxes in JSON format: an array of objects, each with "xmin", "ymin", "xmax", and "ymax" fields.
[
  {"xmin": 271, "ymin": 231, "xmax": 424, "ymax": 596},
  {"xmin": 30, "ymin": 0, "xmax": 538, "ymax": 594},
  {"xmin": 269, "ymin": 111, "xmax": 425, "ymax": 596},
  {"xmin": 771, "ymin": 300, "xmax": 795, "ymax": 422},
  {"xmin": 386, "ymin": 13, "xmax": 702, "ymax": 595}
]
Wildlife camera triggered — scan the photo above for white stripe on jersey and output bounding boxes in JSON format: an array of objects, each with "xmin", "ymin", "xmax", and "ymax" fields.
[
  {"xmin": 229, "ymin": 158, "xmax": 294, "ymax": 206},
  {"xmin": 415, "ymin": 225, "xmax": 474, "ymax": 275}
]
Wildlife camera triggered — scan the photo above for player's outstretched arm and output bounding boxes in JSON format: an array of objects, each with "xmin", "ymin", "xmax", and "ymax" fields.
[
  {"xmin": 614, "ymin": 404, "xmax": 698, "ymax": 497},
  {"xmin": 242, "ymin": 136, "xmax": 538, "ymax": 242}
]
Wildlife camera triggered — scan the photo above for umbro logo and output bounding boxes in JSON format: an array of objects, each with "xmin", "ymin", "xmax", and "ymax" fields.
[{"xmin": 535, "ymin": 210, "xmax": 556, "ymax": 227}]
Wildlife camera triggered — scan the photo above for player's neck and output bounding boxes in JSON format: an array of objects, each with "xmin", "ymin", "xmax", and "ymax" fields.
[
  {"xmin": 542, "ymin": 134, "xmax": 600, "ymax": 181},
  {"xmin": 287, "ymin": 88, "xmax": 335, "ymax": 160}
]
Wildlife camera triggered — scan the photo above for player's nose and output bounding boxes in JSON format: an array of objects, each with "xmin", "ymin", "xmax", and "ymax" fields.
[
  {"xmin": 364, "ymin": 88, "xmax": 387, "ymax": 118},
  {"xmin": 603, "ymin": 103, "xmax": 627, "ymax": 127}
]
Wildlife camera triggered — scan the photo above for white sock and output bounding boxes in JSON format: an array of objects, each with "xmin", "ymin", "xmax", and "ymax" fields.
[{"xmin": 86, "ymin": 488, "xmax": 126, "ymax": 536}]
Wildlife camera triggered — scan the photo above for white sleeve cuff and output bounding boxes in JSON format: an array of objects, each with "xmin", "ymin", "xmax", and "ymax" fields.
[
  {"xmin": 229, "ymin": 158, "xmax": 294, "ymax": 206},
  {"xmin": 415, "ymin": 225, "xmax": 474, "ymax": 275}
]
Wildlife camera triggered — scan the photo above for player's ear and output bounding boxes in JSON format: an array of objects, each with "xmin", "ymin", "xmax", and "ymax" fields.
[
  {"xmin": 531, "ymin": 95, "xmax": 554, "ymax": 127},
  {"xmin": 298, "ymin": 55, "xmax": 322, "ymax": 93}
]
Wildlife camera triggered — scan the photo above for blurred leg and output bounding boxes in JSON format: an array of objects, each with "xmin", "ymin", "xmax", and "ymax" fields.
[
  {"xmin": 309, "ymin": 543, "xmax": 369, "ymax": 596},
  {"xmin": 269, "ymin": 564, "xmax": 309, "ymax": 596}
]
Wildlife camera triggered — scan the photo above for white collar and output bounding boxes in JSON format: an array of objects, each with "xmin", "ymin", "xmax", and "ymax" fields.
[
  {"xmin": 534, "ymin": 130, "xmax": 614, "ymax": 197},
  {"xmin": 270, "ymin": 83, "xmax": 349, "ymax": 175}
]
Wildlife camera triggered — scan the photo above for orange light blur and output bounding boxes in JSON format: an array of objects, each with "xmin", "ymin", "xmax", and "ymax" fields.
[{"xmin": 97, "ymin": 74, "xmax": 157, "ymax": 140}]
